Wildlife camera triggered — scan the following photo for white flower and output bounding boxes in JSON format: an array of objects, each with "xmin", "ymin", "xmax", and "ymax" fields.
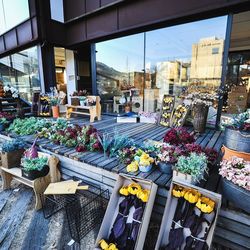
[{"xmin": 3, "ymin": 86, "xmax": 9, "ymax": 92}]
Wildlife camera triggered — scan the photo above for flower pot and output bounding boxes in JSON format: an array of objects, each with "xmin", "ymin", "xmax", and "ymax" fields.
[
  {"xmin": 192, "ymin": 103, "xmax": 209, "ymax": 133},
  {"xmin": 221, "ymin": 178, "xmax": 250, "ymax": 213},
  {"xmin": 21, "ymin": 165, "xmax": 49, "ymax": 180},
  {"xmin": 139, "ymin": 164, "xmax": 152, "ymax": 173},
  {"xmin": 1, "ymin": 149, "xmax": 25, "ymax": 169},
  {"xmin": 52, "ymin": 106, "xmax": 60, "ymax": 118},
  {"xmin": 158, "ymin": 162, "xmax": 173, "ymax": 174},
  {"xmin": 221, "ymin": 145, "xmax": 250, "ymax": 161},
  {"xmin": 224, "ymin": 127, "xmax": 250, "ymax": 153},
  {"xmin": 173, "ymin": 170, "xmax": 195, "ymax": 184}
]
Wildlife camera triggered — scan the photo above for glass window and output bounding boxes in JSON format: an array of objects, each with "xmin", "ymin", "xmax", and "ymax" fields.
[
  {"xmin": 0, "ymin": 46, "xmax": 41, "ymax": 102},
  {"xmin": 0, "ymin": 0, "xmax": 29, "ymax": 35},
  {"xmin": 96, "ymin": 34, "xmax": 144, "ymax": 114},
  {"xmin": 50, "ymin": 0, "xmax": 64, "ymax": 23},
  {"xmin": 95, "ymin": 16, "xmax": 228, "ymax": 123}
]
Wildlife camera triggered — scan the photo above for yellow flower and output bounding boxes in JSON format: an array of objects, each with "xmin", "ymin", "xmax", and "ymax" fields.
[
  {"xmin": 119, "ymin": 186, "xmax": 129, "ymax": 196},
  {"xmin": 184, "ymin": 189, "xmax": 201, "ymax": 203},
  {"xmin": 137, "ymin": 189, "xmax": 150, "ymax": 202},
  {"xmin": 108, "ymin": 243, "xmax": 118, "ymax": 250},
  {"xmin": 127, "ymin": 161, "xmax": 139, "ymax": 172},
  {"xmin": 196, "ymin": 197, "xmax": 215, "ymax": 213},
  {"xmin": 128, "ymin": 183, "xmax": 142, "ymax": 195},
  {"xmin": 172, "ymin": 185, "xmax": 187, "ymax": 198},
  {"xmin": 99, "ymin": 239, "xmax": 109, "ymax": 249}
]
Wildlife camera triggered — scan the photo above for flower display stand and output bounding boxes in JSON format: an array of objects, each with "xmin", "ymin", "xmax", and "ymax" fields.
[
  {"xmin": 0, "ymin": 153, "xmax": 60, "ymax": 210},
  {"xmin": 66, "ymin": 96, "xmax": 101, "ymax": 122}
]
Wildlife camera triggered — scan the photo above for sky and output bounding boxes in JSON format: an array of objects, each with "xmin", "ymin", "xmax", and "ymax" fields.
[
  {"xmin": 96, "ymin": 16, "xmax": 228, "ymax": 72},
  {"xmin": 0, "ymin": 0, "xmax": 29, "ymax": 35}
]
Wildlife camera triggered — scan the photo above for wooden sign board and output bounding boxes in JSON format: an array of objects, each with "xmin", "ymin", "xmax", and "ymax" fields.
[
  {"xmin": 159, "ymin": 95, "xmax": 175, "ymax": 127},
  {"xmin": 171, "ymin": 104, "xmax": 190, "ymax": 127},
  {"xmin": 44, "ymin": 180, "xmax": 88, "ymax": 195}
]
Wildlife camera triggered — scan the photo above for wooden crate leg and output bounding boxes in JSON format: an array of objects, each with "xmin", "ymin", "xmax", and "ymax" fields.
[
  {"xmin": 66, "ymin": 107, "xmax": 73, "ymax": 119},
  {"xmin": 89, "ymin": 107, "xmax": 96, "ymax": 123},
  {"xmin": 1, "ymin": 170, "xmax": 13, "ymax": 190}
]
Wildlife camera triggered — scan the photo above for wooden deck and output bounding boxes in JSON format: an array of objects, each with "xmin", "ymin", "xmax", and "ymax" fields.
[{"xmin": 0, "ymin": 116, "xmax": 250, "ymax": 249}]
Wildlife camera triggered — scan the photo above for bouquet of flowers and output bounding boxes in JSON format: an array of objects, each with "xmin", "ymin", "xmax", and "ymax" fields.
[
  {"xmin": 163, "ymin": 127, "xmax": 195, "ymax": 146},
  {"xmin": 4, "ymin": 85, "xmax": 19, "ymax": 98},
  {"xmin": 155, "ymin": 144, "xmax": 183, "ymax": 164},
  {"xmin": 117, "ymin": 146, "xmax": 137, "ymax": 165},
  {"xmin": 219, "ymin": 157, "xmax": 250, "ymax": 191}
]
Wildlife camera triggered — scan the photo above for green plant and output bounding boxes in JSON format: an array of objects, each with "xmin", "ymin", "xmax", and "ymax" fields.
[
  {"xmin": 2, "ymin": 139, "xmax": 25, "ymax": 153},
  {"xmin": 7, "ymin": 117, "xmax": 52, "ymax": 135},
  {"xmin": 175, "ymin": 152, "xmax": 208, "ymax": 183},
  {"xmin": 0, "ymin": 117, "xmax": 9, "ymax": 125},
  {"xmin": 22, "ymin": 157, "xmax": 48, "ymax": 171},
  {"xmin": 50, "ymin": 96, "xmax": 60, "ymax": 106},
  {"xmin": 97, "ymin": 132, "xmax": 113, "ymax": 158}
]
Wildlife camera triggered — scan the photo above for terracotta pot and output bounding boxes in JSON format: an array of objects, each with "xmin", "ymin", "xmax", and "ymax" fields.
[
  {"xmin": 52, "ymin": 105, "xmax": 60, "ymax": 118},
  {"xmin": 221, "ymin": 145, "xmax": 250, "ymax": 161}
]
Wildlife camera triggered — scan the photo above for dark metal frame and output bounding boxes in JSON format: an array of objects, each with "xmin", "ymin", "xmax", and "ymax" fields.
[{"xmin": 215, "ymin": 14, "xmax": 233, "ymax": 129}]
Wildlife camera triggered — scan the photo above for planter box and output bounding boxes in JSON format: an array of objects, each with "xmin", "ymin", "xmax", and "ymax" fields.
[
  {"xmin": 155, "ymin": 179, "xmax": 222, "ymax": 249},
  {"xmin": 221, "ymin": 178, "xmax": 250, "ymax": 213},
  {"xmin": 95, "ymin": 174, "xmax": 157, "ymax": 250},
  {"xmin": 173, "ymin": 170, "xmax": 193, "ymax": 184},
  {"xmin": 1, "ymin": 149, "xmax": 25, "ymax": 169},
  {"xmin": 71, "ymin": 97, "xmax": 80, "ymax": 106},
  {"xmin": 224, "ymin": 127, "xmax": 250, "ymax": 153}
]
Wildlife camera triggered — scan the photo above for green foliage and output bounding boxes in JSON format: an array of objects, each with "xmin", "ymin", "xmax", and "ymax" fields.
[
  {"xmin": 0, "ymin": 117, "xmax": 8, "ymax": 125},
  {"xmin": 22, "ymin": 157, "xmax": 48, "ymax": 171},
  {"xmin": 7, "ymin": 117, "xmax": 52, "ymax": 135},
  {"xmin": 2, "ymin": 139, "xmax": 25, "ymax": 153},
  {"xmin": 175, "ymin": 152, "xmax": 208, "ymax": 183}
]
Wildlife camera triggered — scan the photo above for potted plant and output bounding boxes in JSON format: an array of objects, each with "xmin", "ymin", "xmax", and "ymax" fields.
[
  {"xmin": 134, "ymin": 149, "xmax": 154, "ymax": 173},
  {"xmin": 79, "ymin": 96, "xmax": 87, "ymax": 106},
  {"xmin": 50, "ymin": 96, "xmax": 60, "ymax": 118},
  {"xmin": 155, "ymin": 144, "xmax": 182, "ymax": 174},
  {"xmin": 185, "ymin": 92, "xmax": 217, "ymax": 133},
  {"xmin": 174, "ymin": 152, "xmax": 208, "ymax": 184},
  {"xmin": 21, "ymin": 156, "xmax": 49, "ymax": 180},
  {"xmin": 219, "ymin": 156, "xmax": 250, "ymax": 213},
  {"xmin": 1, "ymin": 139, "xmax": 25, "ymax": 168},
  {"xmin": 221, "ymin": 111, "xmax": 250, "ymax": 153}
]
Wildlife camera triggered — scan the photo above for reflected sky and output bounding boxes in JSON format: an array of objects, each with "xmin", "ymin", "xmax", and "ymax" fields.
[{"xmin": 96, "ymin": 16, "xmax": 228, "ymax": 72}]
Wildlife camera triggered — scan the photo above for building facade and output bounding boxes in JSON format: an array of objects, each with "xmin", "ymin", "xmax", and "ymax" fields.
[{"xmin": 0, "ymin": 0, "xmax": 250, "ymax": 124}]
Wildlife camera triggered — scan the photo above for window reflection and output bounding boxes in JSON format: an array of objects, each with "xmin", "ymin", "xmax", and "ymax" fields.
[
  {"xmin": 0, "ymin": 46, "xmax": 41, "ymax": 102},
  {"xmin": 96, "ymin": 16, "xmax": 227, "ymax": 122},
  {"xmin": 0, "ymin": 0, "xmax": 29, "ymax": 35}
]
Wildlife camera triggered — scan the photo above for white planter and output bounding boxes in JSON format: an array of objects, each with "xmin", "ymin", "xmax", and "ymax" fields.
[{"xmin": 172, "ymin": 170, "xmax": 194, "ymax": 184}]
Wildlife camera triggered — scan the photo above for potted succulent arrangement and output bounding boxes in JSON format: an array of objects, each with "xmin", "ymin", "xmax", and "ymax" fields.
[
  {"xmin": 50, "ymin": 96, "xmax": 60, "ymax": 118},
  {"xmin": 174, "ymin": 152, "xmax": 208, "ymax": 184},
  {"xmin": 221, "ymin": 111, "xmax": 250, "ymax": 153},
  {"xmin": 219, "ymin": 156, "xmax": 250, "ymax": 213},
  {"xmin": 21, "ymin": 139, "xmax": 49, "ymax": 180},
  {"xmin": 1, "ymin": 139, "xmax": 25, "ymax": 168}
]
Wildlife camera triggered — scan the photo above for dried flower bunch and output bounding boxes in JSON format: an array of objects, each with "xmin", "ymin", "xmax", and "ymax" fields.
[
  {"xmin": 219, "ymin": 156, "xmax": 250, "ymax": 191},
  {"xmin": 185, "ymin": 92, "xmax": 218, "ymax": 106}
]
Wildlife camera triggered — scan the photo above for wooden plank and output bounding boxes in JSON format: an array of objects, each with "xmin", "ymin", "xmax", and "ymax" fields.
[
  {"xmin": 0, "ymin": 189, "xmax": 33, "ymax": 249},
  {"xmin": 219, "ymin": 209, "xmax": 250, "ymax": 226},
  {"xmin": 0, "ymin": 190, "xmax": 12, "ymax": 213},
  {"xmin": 154, "ymin": 173, "xmax": 172, "ymax": 187},
  {"xmin": 199, "ymin": 129, "xmax": 215, "ymax": 148},
  {"xmin": 21, "ymin": 211, "xmax": 50, "ymax": 250},
  {"xmin": 206, "ymin": 130, "xmax": 221, "ymax": 149},
  {"xmin": 146, "ymin": 169, "xmax": 163, "ymax": 182},
  {"xmin": 213, "ymin": 235, "xmax": 248, "ymax": 250}
]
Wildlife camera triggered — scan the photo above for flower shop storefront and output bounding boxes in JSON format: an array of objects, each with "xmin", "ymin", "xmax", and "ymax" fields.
[{"xmin": 0, "ymin": 114, "xmax": 249, "ymax": 249}]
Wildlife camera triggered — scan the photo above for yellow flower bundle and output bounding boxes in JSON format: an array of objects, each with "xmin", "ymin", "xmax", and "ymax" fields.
[{"xmin": 99, "ymin": 239, "xmax": 118, "ymax": 250}]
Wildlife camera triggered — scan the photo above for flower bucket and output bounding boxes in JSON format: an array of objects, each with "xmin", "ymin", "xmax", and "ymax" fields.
[
  {"xmin": 158, "ymin": 162, "xmax": 173, "ymax": 174},
  {"xmin": 139, "ymin": 164, "xmax": 152, "ymax": 173},
  {"xmin": 192, "ymin": 103, "xmax": 209, "ymax": 133},
  {"xmin": 224, "ymin": 127, "xmax": 250, "ymax": 153},
  {"xmin": 52, "ymin": 106, "xmax": 60, "ymax": 118},
  {"xmin": 173, "ymin": 170, "xmax": 195, "ymax": 185},
  {"xmin": 80, "ymin": 100, "xmax": 86, "ymax": 106},
  {"xmin": 21, "ymin": 165, "xmax": 49, "ymax": 180},
  {"xmin": 221, "ymin": 145, "xmax": 250, "ymax": 161},
  {"xmin": 221, "ymin": 178, "xmax": 250, "ymax": 213},
  {"xmin": 1, "ymin": 149, "xmax": 25, "ymax": 169}
]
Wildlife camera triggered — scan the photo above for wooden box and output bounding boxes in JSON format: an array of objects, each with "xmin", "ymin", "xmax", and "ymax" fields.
[{"xmin": 1, "ymin": 149, "xmax": 25, "ymax": 169}]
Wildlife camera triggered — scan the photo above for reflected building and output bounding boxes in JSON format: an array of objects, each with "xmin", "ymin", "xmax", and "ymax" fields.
[{"xmin": 190, "ymin": 37, "xmax": 224, "ymax": 88}]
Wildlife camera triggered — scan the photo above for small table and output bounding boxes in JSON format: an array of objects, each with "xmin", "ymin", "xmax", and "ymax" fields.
[{"xmin": 1, "ymin": 167, "xmax": 50, "ymax": 210}]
